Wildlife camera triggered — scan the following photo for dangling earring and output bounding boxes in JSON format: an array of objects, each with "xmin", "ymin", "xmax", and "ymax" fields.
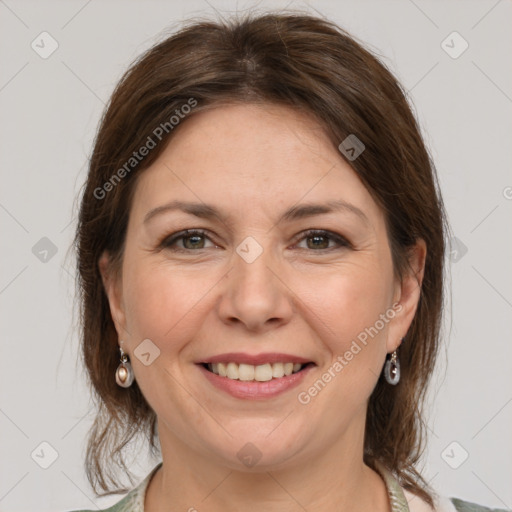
[
  {"xmin": 384, "ymin": 344, "xmax": 401, "ymax": 385},
  {"xmin": 115, "ymin": 346, "xmax": 134, "ymax": 388}
]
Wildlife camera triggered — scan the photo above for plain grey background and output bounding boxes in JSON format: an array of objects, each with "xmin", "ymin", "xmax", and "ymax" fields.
[{"xmin": 1, "ymin": 0, "xmax": 511, "ymax": 511}]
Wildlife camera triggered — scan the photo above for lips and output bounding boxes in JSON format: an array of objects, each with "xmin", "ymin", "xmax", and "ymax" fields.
[
  {"xmin": 197, "ymin": 352, "xmax": 315, "ymax": 366},
  {"xmin": 195, "ymin": 352, "xmax": 316, "ymax": 398},
  {"xmin": 197, "ymin": 361, "xmax": 315, "ymax": 399},
  {"xmin": 197, "ymin": 353, "xmax": 315, "ymax": 382}
]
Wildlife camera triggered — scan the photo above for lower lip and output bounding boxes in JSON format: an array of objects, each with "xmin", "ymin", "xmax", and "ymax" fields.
[{"xmin": 197, "ymin": 363, "xmax": 315, "ymax": 400}]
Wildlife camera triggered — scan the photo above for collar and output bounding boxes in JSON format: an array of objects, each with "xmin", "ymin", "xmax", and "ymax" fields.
[
  {"xmin": 374, "ymin": 461, "xmax": 411, "ymax": 512},
  {"xmin": 131, "ymin": 461, "xmax": 412, "ymax": 512}
]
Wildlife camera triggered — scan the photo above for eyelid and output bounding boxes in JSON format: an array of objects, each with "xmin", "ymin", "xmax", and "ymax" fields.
[
  {"xmin": 160, "ymin": 228, "xmax": 351, "ymax": 252},
  {"xmin": 159, "ymin": 229, "xmax": 216, "ymax": 250},
  {"xmin": 292, "ymin": 229, "xmax": 352, "ymax": 250}
]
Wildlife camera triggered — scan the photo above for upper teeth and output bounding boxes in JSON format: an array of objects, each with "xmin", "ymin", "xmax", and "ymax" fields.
[{"xmin": 208, "ymin": 362, "xmax": 303, "ymax": 381}]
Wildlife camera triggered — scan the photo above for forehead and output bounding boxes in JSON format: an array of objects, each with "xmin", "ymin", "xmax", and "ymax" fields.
[{"xmin": 130, "ymin": 103, "xmax": 383, "ymax": 226}]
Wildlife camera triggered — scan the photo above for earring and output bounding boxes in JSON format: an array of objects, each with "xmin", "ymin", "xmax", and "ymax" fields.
[
  {"xmin": 115, "ymin": 346, "xmax": 135, "ymax": 388},
  {"xmin": 384, "ymin": 345, "xmax": 401, "ymax": 386}
]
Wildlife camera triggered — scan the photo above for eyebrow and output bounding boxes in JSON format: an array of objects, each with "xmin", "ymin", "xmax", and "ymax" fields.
[{"xmin": 143, "ymin": 199, "xmax": 370, "ymax": 226}]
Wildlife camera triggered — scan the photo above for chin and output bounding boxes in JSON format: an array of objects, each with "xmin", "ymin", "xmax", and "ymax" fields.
[{"xmin": 203, "ymin": 426, "xmax": 312, "ymax": 472}]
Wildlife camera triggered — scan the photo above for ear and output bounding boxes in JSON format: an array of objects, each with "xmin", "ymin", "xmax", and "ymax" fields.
[
  {"xmin": 98, "ymin": 251, "xmax": 128, "ymax": 337},
  {"xmin": 386, "ymin": 239, "xmax": 427, "ymax": 353}
]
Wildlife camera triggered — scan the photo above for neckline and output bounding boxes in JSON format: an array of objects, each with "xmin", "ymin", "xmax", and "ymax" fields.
[
  {"xmin": 135, "ymin": 461, "xmax": 410, "ymax": 512},
  {"xmin": 137, "ymin": 461, "xmax": 163, "ymax": 511},
  {"xmin": 373, "ymin": 461, "xmax": 411, "ymax": 512}
]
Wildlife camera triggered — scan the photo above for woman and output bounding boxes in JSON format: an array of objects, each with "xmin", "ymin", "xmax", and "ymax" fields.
[{"xmin": 71, "ymin": 11, "xmax": 506, "ymax": 512}]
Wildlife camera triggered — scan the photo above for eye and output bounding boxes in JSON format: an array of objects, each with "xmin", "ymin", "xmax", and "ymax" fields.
[
  {"xmin": 159, "ymin": 228, "xmax": 350, "ymax": 253},
  {"xmin": 294, "ymin": 229, "xmax": 351, "ymax": 251},
  {"xmin": 160, "ymin": 229, "xmax": 216, "ymax": 251}
]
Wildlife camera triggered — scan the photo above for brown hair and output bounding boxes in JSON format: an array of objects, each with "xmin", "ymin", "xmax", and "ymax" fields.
[{"xmin": 74, "ymin": 10, "xmax": 447, "ymax": 505}]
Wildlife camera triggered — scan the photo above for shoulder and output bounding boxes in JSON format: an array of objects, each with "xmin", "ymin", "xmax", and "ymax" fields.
[
  {"xmin": 449, "ymin": 497, "xmax": 510, "ymax": 512},
  {"xmin": 403, "ymin": 486, "xmax": 509, "ymax": 512},
  {"xmin": 65, "ymin": 462, "xmax": 162, "ymax": 512},
  {"xmin": 64, "ymin": 490, "xmax": 138, "ymax": 512}
]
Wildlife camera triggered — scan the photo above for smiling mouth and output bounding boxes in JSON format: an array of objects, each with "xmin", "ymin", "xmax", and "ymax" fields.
[{"xmin": 201, "ymin": 361, "xmax": 315, "ymax": 382}]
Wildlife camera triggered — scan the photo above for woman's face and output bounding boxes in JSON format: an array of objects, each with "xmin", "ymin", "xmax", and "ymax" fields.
[{"xmin": 101, "ymin": 103, "xmax": 423, "ymax": 471}]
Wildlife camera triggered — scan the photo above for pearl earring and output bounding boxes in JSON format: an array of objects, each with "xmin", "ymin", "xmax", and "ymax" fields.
[{"xmin": 115, "ymin": 346, "xmax": 135, "ymax": 388}]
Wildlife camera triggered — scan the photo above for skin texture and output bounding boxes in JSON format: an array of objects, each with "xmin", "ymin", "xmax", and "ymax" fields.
[{"xmin": 99, "ymin": 104, "xmax": 426, "ymax": 511}]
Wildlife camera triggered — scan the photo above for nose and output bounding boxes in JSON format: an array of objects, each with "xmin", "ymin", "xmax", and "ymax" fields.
[{"xmin": 217, "ymin": 243, "xmax": 294, "ymax": 333}]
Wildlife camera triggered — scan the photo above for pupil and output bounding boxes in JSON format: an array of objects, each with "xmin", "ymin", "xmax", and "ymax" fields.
[
  {"xmin": 184, "ymin": 235, "xmax": 203, "ymax": 249},
  {"xmin": 308, "ymin": 235, "xmax": 328, "ymax": 249}
]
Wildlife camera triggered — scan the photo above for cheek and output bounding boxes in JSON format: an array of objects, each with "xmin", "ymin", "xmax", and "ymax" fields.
[
  {"xmin": 122, "ymin": 259, "xmax": 205, "ymax": 344},
  {"xmin": 300, "ymin": 259, "xmax": 393, "ymax": 345},
  {"xmin": 301, "ymin": 269, "xmax": 393, "ymax": 400},
  {"xmin": 290, "ymin": 262, "xmax": 395, "ymax": 424}
]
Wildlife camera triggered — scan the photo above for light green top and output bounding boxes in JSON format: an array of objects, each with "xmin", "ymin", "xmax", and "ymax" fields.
[{"xmin": 68, "ymin": 461, "xmax": 509, "ymax": 512}]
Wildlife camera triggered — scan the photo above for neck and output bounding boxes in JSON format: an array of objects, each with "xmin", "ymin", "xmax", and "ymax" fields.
[{"xmin": 145, "ymin": 422, "xmax": 391, "ymax": 512}]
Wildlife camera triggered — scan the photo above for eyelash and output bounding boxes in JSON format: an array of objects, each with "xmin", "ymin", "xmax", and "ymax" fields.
[{"xmin": 159, "ymin": 229, "xmax": 351, "ymax": 252}]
